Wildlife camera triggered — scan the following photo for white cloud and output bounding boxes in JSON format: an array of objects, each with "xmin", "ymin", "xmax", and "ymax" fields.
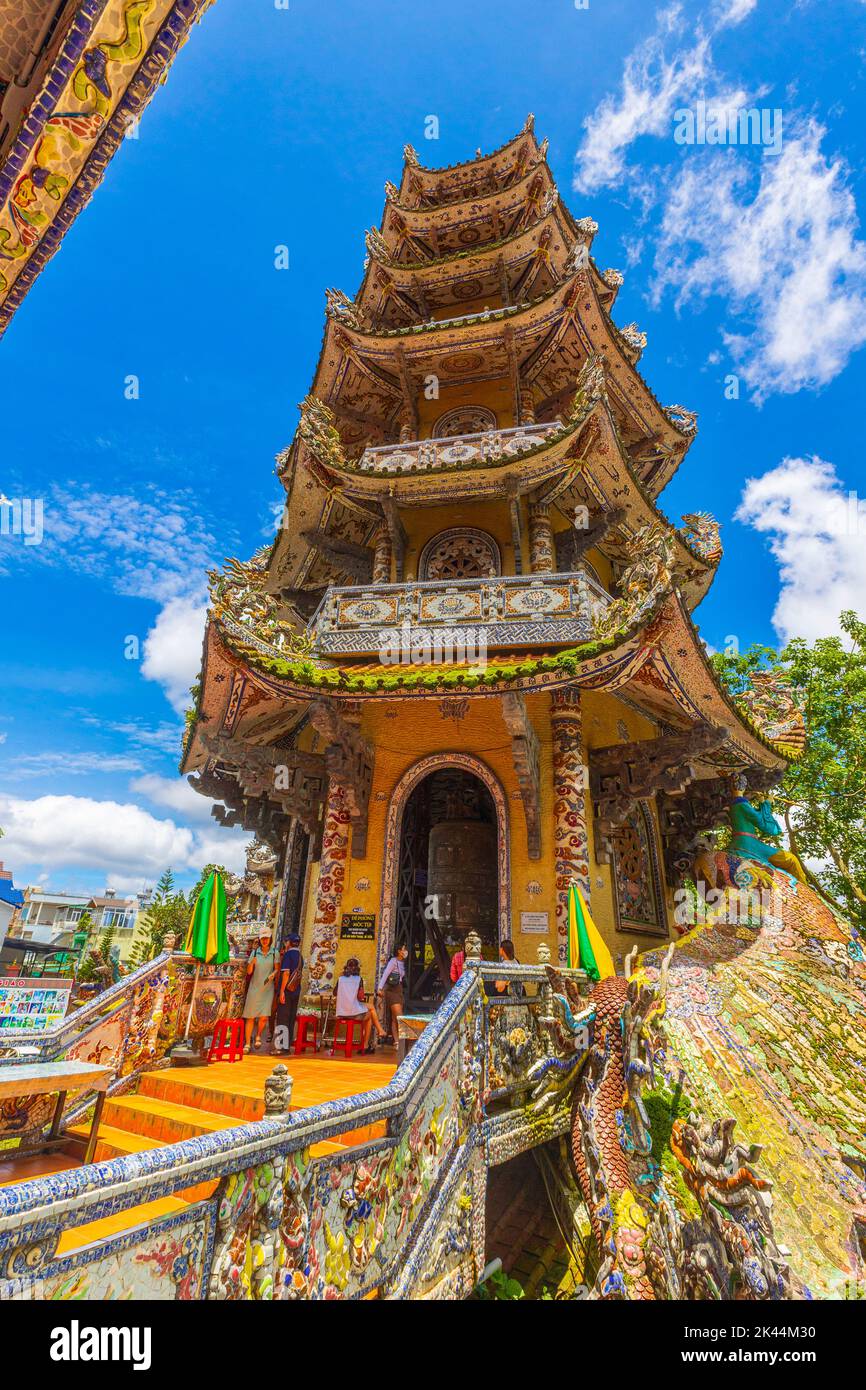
[
  {"xmin": 141, "ymin": 596, "xmax": 207, "ymax": 714},
  {"xmin": 37, "ymin": 484, "xmax": 215, "ymax": 604},
  {"xmin": 572, "ymin": 10, "xmax": 748, "ymax": 196},
  {"xmin": 716, "ymin": 0, "xmax": 758, "ymax": 25},
  {"xmin": 131, "ymin": 773, "xmax": 222, "ymax": 824},
  {"xmin": 652, "ymin": 121, "xmax": 866, "ymax": 398},
  {"xmin": 5, "ymin": 752, "xmax": 144, "ymax": 779},
  {"xmin": 0, "ymin": 790, "xmax": 249, "ymax": 887},
  {"xmin": 572, "ymin": 10, "xmax": 866, "ymax": 398},
  {"xmin": 79, "ymin": 715, "xmax": 183, "ymax": 757},
  {"xmin": 735, "ymin": 454, "xmax": 866, "ymax": 641}
]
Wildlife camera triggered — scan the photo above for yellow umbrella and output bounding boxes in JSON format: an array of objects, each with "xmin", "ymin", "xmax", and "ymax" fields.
[{"xmin": 566, "ymin": 881, "xmax": 615, "ymax": 982}]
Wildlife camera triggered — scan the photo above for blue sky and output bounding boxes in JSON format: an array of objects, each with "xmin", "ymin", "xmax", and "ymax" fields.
[{"xmin": 2, "ymin": 0, "xmax": 866, "ymax": 894}]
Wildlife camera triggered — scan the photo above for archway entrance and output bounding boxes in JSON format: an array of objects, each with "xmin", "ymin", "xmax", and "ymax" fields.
[{"xmin": 386, "ymin": 764, "xmax": 502, "ymax": 1007}]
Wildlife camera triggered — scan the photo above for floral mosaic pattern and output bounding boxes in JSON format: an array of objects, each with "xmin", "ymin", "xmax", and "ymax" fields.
[
  {"xmin": 27, "ymin": 1205, "xmax": 214, "ymax": 1301},
  {"xmin": 307, "ymin": 782, "xmax": 350, "ymax": 992},
  {"xmin": 306, "ymin": 1046, "xmax": 460, "ymax": 1298},
  {"xmin": 551, "ymin": 688, "xmax": 592, "ymax": 964}
]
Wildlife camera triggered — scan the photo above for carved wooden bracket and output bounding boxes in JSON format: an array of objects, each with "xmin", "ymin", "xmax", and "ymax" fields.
[
  {"xmin": 309, "ymin": 700, "xmax": 374, "ymax": 858},
  {"xmin": 554, "ymin": 506, "xmax": 625, "ymax": 572},
  {"xmin": 657, "ymin": 777, "xmax": 731, "ymax": 886},
  {"xmin": 502, "ymin": 692, "xmax": 541, "ymax": 859},
  {"xmin": 300, "ymin": 527, "xmax": 373, "ymax": 584},
  {"xmin": 189, "ymin": 763, "xmax": 302, "ymax": 857},
  {"xmin": 198, "ymin": 730, "xmax": 326, "ymax": 847},
  {"xmin": 589, "ymin": 724, "xmax": 729, "ymax": 864}
]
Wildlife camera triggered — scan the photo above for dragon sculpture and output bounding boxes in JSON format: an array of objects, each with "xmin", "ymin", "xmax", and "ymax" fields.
[
  {"xmin": 209, "ymin": 553, "xmax": 316, "ymax": 661},
  {"xmin": 527, "ymin": 842, "xmax": 866, "ymax": 1299},
  {"xmin": 592, "ymin": 522, "xmax": 676, "ymax": 642},
  {"xmin": 529, "ymin": 945, "xmax": 795, "ymax": 1299}
]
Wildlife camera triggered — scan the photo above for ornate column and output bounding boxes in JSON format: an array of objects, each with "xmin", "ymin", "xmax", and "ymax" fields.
[
  {"xmin": 372, "ymin": 523, "xmax": 392, "ymax": 584},
  {"xmin": 519, "ymin": 380, "xmax": 538, "ymax": 425},
  {"xmin": 529, "ymin": 502, "xmax": 554, "ymax": 574},
  {"xmin": 306, "ymin": 777, "xmax": 350, "ymax": 993},
  {"xmin": 550, "ymin": 688, "xmax": 592, "ymax": 966}
]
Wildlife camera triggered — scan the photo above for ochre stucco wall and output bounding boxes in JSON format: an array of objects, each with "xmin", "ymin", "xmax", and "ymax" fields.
[{"xmin": 296, "ymin": 689, "xmax": 673, "ymax": 990}]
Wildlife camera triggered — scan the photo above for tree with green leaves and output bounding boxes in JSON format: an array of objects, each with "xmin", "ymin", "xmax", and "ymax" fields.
[
  {"xmin": 127, "ymin": 864, "xmax": 239, "ymax": 966},
  {"xmin": 712, "ymin": 610, "xmax": 866, "ymax": 925},
  {"xmin": 128, "ymin": 869, "xmax": 190, "ymax": 966},
  {"xmin": 187, "ymin": 863, "xmax": 237, "ymax": 918}
]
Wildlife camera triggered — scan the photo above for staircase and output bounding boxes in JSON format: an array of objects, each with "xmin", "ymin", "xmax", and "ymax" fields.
[
  {"xmin": 56, "ymin": 1055, "xmax": 393, "ymax": 1255},
  {"xmin": 0, "ymin": 963, "xmax": 590, "ymax": 1301}
]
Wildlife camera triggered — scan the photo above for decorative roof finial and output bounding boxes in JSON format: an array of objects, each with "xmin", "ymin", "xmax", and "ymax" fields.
[
  {"xmin": 403, "ymin": 143, "xmax": 420, "ymax": 167},
  {"xmin": 365, "ymin": 227, "xmax": 390, "ymax": 263},
  {"xmin": 325, "ymin": 288, "xmax": 361, "ymax": 327},
  {"xmin": 620, "ymin": 322, "xmax": 648, "ymax": 360}
]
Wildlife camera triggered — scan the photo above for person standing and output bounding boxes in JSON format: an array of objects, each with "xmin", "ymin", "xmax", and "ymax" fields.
[
  {"xmin": 377, "ymin": 943, "xmax": 408, "ymax": 1044},
  {"xmin": 242, "ymin": 928, "xmax": 279, "ymax": 1052},
  {"xmin": 275, "ymin": 932, "xmax": 303, "ymax": 1054}
]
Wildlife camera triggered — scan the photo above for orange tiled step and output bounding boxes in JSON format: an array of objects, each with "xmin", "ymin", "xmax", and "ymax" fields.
[
  {"xmin": 100, "ymin": 1094, "xmax": 240, "ymax": 1145},
  {"xmin": 139, "ymin": 1060, "xmax": 390, "ymax": 1147},
  {"xmin": 64, "ymin": 1122, "xmax": 220, "ymax": 1203},
  {"xmin": 57, "ymin": 1195, "xmax": 190, "ymax": 1257}
]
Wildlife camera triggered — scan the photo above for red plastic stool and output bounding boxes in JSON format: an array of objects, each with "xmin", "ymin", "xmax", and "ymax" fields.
[
  {"xmin": 208, "ymin": 1017, "xmax": 244, "ymax": 1063},
  {"xmin": 294, "ymin": 1014, "xmax": 319, "ymax": 1055},
  {"xmin": 331, "ymin": 1016, "xmax": 365, "ymax": 1059}
]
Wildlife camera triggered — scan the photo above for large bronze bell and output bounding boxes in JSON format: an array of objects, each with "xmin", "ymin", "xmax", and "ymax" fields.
[{"xmin": 428, "ymin": 818, "xmax": 498, "ymax": 941}]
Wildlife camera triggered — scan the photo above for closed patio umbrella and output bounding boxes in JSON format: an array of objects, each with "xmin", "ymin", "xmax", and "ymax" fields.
[
  {"xmin": 183, "ymin": 870, "xmax": 230, "ymax": 1037},
  {"xmin": 566, "ymin": 880, "xmax": 614, "ymax": 983}
]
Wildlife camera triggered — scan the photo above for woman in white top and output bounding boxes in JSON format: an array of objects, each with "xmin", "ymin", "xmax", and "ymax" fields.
[{"xmin": 335, "ymin": 957, "xmax": 385, "ymax": 1053}]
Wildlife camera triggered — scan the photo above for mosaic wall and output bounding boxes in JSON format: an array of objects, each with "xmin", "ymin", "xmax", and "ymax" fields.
[
  {"xmin": 0, "ymin": 1, "xmax": 216, "ymax": 333},
  {"xmin": 4, "ymin": 875, "xmax": 864, "ymax": 1302},
  {"xmin": 0, "ymin": 965, "xmax": 582, "ymax": 1302},
  {"xmin": 0, "ymin": 953, "xmax": 246, "ymax": 1146},
  {"xmin": 14, "ymin": 1203, "xmax": 214, "ymax": 1301},
  {"xmin": 641, "ymin": 867, "xmax": 866, "ymax": 1298}
]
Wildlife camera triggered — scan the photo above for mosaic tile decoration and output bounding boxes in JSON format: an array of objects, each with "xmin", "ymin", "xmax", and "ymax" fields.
[{"xmin": 641, "ymin": 866, "xmax": 866, "ymax": 1298}]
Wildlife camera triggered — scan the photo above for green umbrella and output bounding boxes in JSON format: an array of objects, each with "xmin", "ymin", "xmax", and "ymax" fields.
[{"xmin": 183, "ymin": 870, "xmax": 230, "ymax": 1036}]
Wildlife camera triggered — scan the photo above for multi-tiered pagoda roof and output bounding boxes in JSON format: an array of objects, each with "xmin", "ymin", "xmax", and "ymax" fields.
[{"xmin": 183, "ymin": 118, "xmax": 796, "ymax": 851}]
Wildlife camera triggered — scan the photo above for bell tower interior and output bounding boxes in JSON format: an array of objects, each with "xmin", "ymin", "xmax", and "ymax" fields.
[{"xmin": 393, "ymin": 767, "xmax": 498, "ymax": 1006}]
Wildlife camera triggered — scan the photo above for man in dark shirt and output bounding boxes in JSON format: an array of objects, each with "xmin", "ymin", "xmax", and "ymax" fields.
[{"xmin": 275, "ymin": 933, "xmax": 303, "ymax": 1053}]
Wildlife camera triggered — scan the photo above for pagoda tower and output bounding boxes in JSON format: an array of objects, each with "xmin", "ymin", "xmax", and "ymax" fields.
[{"xmin": 182, "ymin": 116, "xmax": 793, "ymax": 1003}]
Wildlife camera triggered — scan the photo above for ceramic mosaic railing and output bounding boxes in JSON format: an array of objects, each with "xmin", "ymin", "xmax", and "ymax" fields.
[
  {"xmin": 309, "ymin": 570, "xmax": 610, "ymax": 658},
  {"xmin": 0, "ymin": 963, "xmax": 592, "ymax": 1301},
  {"xmin": 357, "ymin": 421, "xmax": 561, "ymax": 475},
  {"xmin": 0, "ymin": 952, "xmax": 247, "ymax": 1149}
]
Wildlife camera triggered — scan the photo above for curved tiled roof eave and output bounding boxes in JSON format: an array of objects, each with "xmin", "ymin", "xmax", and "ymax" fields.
[
  {"xmin": 396, "ymin": 118, "xmax": 541, "ymax": 192},
  {"xmin": 383, "ymin": 154, "xmax": 558, "ymax": 220}
]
